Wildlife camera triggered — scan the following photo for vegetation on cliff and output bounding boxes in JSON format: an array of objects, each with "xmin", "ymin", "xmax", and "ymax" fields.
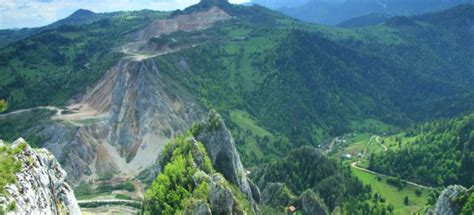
[
  {"xmin": 143, "ymin": 132, "xmax": 252, "ymax": 214},
  {"xmin": 0, "ymin": 142, "xmax": 25, "ymax": 195}
]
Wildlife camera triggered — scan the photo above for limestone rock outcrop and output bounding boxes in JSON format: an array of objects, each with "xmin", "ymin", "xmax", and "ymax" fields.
[
  {"xmin": 0, "ymin": 138, "xmax": 80, "ymax": 215},
  {"xmin": 194, "ymin": 111, "xmax": 261, "ymax": 212},
  {"xmin": 428, "ymin": 185, "xmax": 473, "ymax": 215}
]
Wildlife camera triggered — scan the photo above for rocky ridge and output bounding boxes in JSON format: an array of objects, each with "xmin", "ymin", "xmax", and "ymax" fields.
[
  {"xmin": 428, "ymin": 185, "xmax": 474, "ymax": 215},
  {"xmin": 144, "ymin": 122, "xmax": 258, "ymax": 214},
  {"xmin": 0, "ymin": 138, "xmax": 80, "ymax": 215},
  {"xmin": 193, "ymin": 111, "xmax": 261, "ymax": 213}
]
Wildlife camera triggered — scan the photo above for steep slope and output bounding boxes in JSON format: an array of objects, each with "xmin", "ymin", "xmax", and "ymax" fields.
[
  {"xmin": 0, "ymin": 10, "xmax": 170, "ymax": 111},
  {"xmin": 151, "ymin": 4, "xmax": 473, "ymax": 163},
  {"xmin": 369, "ymin": 113, "xmax": 474, "ymax": 187},
  {"xmin": 143, "ymin": 111, "xmax": 259, "ymax": 214},
  {"xmin": 428, "ymin": 185, "xmax": 474, "ymax": 215},
  {"xmin": 192, "ymin": 111, "xmax": 261, "ymax": 209},
  {"xmin": 0, "ymin": 138, "xmax": 80, "ymax": 214},
  {"xmin": 36, "ymin": 58, "xmax": 205, "ymax": 183}
]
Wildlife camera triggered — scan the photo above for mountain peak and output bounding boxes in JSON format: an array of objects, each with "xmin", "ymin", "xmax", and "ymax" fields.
[
  {"xmin": 70, "ymin": 9, "xmax": 95, "ymax": 17},
  {"xmin": 200, "ymin": 0, "xmax": 229, "ymax": 6},
  {"xmin": 174, "ymin": 0, "xmax": 231, "ymax": 16}
]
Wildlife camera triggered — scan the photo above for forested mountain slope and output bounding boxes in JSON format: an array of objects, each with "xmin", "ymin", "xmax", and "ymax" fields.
[
  {"xmin": 369, "ymin": 113, "xmax": 474, "ymax": 187},
  {"xmin": 0, "ymin": 1, "xmax": 472, "ymax": 208},
  {"xmin": 252, "ymin": 0, "xmax": 474, "ymax": 25},
  {"xmin": 0, "ymin": 9, "xmax": 139, "ymax": 48},
  {"xmin": 153, "ymin": 4, "xmax": 474, "ymax": 162},
  {"xmin": 254, "ymin": 146, "xmax": 394, "ymax": 214},
  {"xmin": 0, "ymin": 10, "xmax": 169, "ymax": 110}
]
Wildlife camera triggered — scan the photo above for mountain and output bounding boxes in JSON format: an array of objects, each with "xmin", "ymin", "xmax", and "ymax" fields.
[
  {"xmin": 0, "ymin": 1, "xmax": 472, "ymax": 180},
  {"xmin": 0, "ymin": 1, "xmax": 473, "ymax": 213},
  {"xmin": 0, "ymin": 138, "xmax": 80, "ymax": 214},
  {"xmin": 256, "ymin": 0, "xmax": 474, "ymax": 25},
  {"xmin": 46, "ymin": 9, "xmax": 109, "ymax": 29},
  {"xmin": 0, "ymin": 9, "xmax": 114, "ymax": 48}
]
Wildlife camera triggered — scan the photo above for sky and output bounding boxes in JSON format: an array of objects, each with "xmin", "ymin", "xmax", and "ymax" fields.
[{"xmin": 0, "ymin": 0, "xmax": 250, "ymax": 29}]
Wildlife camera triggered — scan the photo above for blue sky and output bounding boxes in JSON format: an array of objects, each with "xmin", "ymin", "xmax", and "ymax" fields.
[{"xmin": 0, "ymin": 0, "xmax": 250, "ymax": 29}]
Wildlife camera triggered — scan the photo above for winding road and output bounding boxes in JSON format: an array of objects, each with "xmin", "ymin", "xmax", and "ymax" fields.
[
  {"xmin": 351, "ymin": 135, "xmax": 431, "ymax": 189},
  {"xmin": 351, "ymin": 161, "xmax": 430, "ymax": 189},
  {"xmin": 78, "ymin": 199, "xmax": 141, "ymax": 205},
  {"xmin": 0, "ymin": 106, "xmax": 63, "ymax": 119}
]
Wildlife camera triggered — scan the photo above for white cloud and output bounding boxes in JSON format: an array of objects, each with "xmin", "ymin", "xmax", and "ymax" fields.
[{"xmin": 0, "ymin": 0, "xmax": 250, "ymax": 29}]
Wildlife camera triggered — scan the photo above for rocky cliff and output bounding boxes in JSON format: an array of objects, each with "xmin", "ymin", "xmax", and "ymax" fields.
[
  {"xmin": 143, "ymin": 111, "xmax": 260, "ymax": 214},
  {"xmin": 428, "ymin": 185, "xmax": 474, "ymax": 215},
  {"xmin": 0, "ymin": 138, "xmax": 80, "ymax": 215},
  {"xmin": 193, "ymin": 111, "xmax": 261, "ymax": 212},
  {"xmin": 144, "ymin": 130, "xmax": 256, "ymax": 214}
]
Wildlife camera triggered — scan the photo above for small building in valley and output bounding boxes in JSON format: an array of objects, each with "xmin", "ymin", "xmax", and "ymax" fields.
[{"xmin": 288, "ymin": 206, "xmax": 297, "ymax": 215}]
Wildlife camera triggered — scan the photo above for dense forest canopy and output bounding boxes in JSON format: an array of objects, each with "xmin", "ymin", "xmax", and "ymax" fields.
[{"xmin": 369, "ymin": 113, "xmax": 474, "ymax": 187}]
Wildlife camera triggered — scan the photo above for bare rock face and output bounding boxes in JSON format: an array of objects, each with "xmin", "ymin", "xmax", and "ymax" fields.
[
  {"xmin": 208, "ymin": 174, "xmax": 237, "ymax": 214},
  {"xmin": 136, "ymin": 7, "xmax": 231, "ymax": 41},
  {"xmin": 30, "ymin": 7, "xmax": 231, "ymax": 186},
  {"xmin": 182, "ymin": 171, "xmax": 246, "ymax": 215},
  {"xmin": 153, "ymin": 137, "xmax": 250, "ymax": 215},
  {"xmin": 34, "ymin": 57, "xmax": 204, "ymax": 185},
  {"xmin": 0, "ymin": 138, "xmax": 81, "ymax": 215},
  {"xmin": 298, "ymin": 190, "xmax": 329, "ymax": 215},
  {"xmin": 194, "ymin": 111, "xmax": 261, "ymax": 212},
  {"xmin": 429, "ymin": 185, "xmax": 468, "ymax": 215}
]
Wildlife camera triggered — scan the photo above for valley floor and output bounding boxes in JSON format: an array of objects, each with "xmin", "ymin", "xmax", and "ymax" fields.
[{"xmin": 329, "ymin": 133, "xmax": 433, "ymax": 214}]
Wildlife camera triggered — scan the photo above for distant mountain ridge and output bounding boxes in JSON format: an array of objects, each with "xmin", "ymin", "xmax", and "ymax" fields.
[
  {"xmin": 0, "ymin": 8, "xmax": 137, "ymax": 47},
  {"xmin": 253, "ymin": 0, "xmax": 474, "ymax": 25}
]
